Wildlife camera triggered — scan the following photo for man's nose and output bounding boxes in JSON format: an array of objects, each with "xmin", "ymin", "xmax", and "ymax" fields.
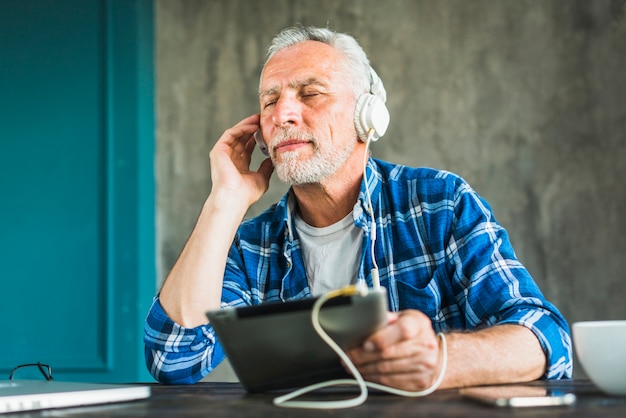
[{"xmin": 272, "ymin": 94, "xmax": 302, "ymax": 127}]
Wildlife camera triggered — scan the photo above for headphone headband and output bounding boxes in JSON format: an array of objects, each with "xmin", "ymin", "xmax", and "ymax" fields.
[{"xmin": 368, "ymin": 67, "xmax": 387, "ymax": 103}]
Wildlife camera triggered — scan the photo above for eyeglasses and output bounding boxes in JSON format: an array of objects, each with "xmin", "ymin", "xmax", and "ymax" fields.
[{"xmin": 9, "ymin": 362, "xmax": 54, "ymax": 381}]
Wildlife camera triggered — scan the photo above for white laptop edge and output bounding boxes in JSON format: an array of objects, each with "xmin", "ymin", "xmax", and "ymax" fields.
[{"xmin": 0, "ymin": 380, "xmax": 151, "ymax": 414}]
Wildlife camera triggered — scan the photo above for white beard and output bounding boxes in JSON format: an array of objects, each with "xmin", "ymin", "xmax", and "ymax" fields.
[{"xmin": 272, "ymin": 128, "xmax": 356, "ymax": 185}]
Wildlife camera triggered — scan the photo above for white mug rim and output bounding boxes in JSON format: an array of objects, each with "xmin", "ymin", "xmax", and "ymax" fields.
[{"xmin": 573, "ymin": 320, "xmax": 626, "ymax": 328}]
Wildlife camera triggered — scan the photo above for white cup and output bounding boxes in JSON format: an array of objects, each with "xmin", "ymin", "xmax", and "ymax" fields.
[{"xmin": 572, "ymin": 320, "xmax": 626, "ymax": 396}]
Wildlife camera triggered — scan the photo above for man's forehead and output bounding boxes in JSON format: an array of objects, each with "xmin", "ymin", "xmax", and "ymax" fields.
[
  {"xmin": 259, "ymin": 41, "xmax": 348, "ymax": 93},
  {"xmin": 259, "ymin": 76, "xmax": 330, "ymax": 97}
]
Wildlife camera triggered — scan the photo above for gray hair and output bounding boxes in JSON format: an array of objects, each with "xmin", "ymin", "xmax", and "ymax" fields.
[{"xmin": 260, "ymin": 25, "xmax": 372, "ymax": 98}]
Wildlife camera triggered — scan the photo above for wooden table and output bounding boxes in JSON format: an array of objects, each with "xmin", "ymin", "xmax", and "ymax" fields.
[{"xmin": 4, "ymin": 380, "xmax": 626, "ymax": 417}]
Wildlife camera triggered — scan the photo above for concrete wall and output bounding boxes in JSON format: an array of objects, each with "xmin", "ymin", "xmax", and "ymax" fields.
[{"xmin": 155, "ymin": 0, "xmax": 626, "ymax": 380}]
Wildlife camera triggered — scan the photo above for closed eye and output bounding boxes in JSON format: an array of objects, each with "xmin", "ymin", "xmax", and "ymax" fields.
[
  {"xmin": 262, "ymin": 99, "xmax": 277, "ymax": 109},
  {"xmin": 301, "ymin": 91, "xmax": 323, "ymax": 100}
]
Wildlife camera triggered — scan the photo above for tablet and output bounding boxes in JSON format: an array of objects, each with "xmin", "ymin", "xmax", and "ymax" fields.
[{"xmin": 206, "ymin": 287, "xmax": 388, "ymax": 392}]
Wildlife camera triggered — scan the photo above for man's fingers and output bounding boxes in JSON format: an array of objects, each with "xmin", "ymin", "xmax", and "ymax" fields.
[
  {"xmin": 217, "ymin": 114, "xmax": 260, "ymax": 148},
  {"xmin": 365, "ymin": 310, "xmax": 433, "ymax": 352}
]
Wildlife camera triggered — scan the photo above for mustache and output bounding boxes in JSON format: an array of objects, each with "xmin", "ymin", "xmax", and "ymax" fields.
[{"xmin": 273, "ymin": 127, "xmax": 317, "ymax": 145}]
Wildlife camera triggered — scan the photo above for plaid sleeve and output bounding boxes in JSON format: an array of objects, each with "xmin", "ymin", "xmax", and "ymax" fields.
[
  {"xmin": 143, "ymin": 296, "xmax": 226, "ymax": 384},
  {"xmin": 499, "ymin": 307, "xmax": 573, "ymax": 379},
  {"xmin": 449, "ymin": 180, "xmax": 573, "ymax": 379}
]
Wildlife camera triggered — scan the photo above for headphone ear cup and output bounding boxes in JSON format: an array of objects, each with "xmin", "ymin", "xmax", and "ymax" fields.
[
  {"xmin": 354, "ymin": 93, "xmax": 390, "ymax": 142},
  {"xmin": 254, "ymin": 130, "xmax": 269, "ymax": 156}
]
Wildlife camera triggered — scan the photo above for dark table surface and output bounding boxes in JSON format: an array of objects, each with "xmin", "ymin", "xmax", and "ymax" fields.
[{"xmin": 6, "ymin": 379, "xmax": 626, "ymax": 417}]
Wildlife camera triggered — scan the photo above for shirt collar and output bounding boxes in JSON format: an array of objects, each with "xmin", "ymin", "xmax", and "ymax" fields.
[
  {"xmin": 279, "ymin": 157, "xmax": 383, "ymax": 237},
  {"xmin": 358, "ymin": 157, "xmax": 382, "ymax": 219}
]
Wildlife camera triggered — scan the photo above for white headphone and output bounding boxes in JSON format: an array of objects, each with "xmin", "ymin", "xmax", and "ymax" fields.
[{"xmin": 354, "ymin": 67, "xmax": 390, "ymax": 142}]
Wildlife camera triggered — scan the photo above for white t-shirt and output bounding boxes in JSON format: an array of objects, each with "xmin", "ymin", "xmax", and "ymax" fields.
[{"xmin": 293, "ymin": 211, "xmax": 363, "ymax": 296}]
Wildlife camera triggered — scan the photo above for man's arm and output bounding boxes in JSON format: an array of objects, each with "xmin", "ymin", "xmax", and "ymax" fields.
[
  {"xmin": 158, "ymin": 114, "xmax": 273, "ymax": 328},
  {"xmin": 442, "ymin": 323, "xmax": 546, "ymax": 388},
  {"xmin": 346, "ymin": 172, "xmax": 571, "ymax": 391},
  {"xmin": 158, "ymin": 193, "xmax": 249, "ymax": 327},
  {"xmin": 348, "ymin": 311, "xmax": 546, "ymax": 391}
]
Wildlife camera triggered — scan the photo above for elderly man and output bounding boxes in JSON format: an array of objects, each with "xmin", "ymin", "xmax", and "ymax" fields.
[{"xmin": 144, "ymin": 25, "xmax": 572, "ymax": 390}]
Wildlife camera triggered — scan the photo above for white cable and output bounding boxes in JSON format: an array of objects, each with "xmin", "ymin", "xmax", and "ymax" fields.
[
  {"xmin": 273, "ymin": 289, "xmax": 368, "ymax": 409},
  {"xmin": 362, "ymin": 128, "xmax": 380, "ymax": 289},
  {"xmin": 273, "ymin": 287, "xmax": 448, "ymax": 409}
]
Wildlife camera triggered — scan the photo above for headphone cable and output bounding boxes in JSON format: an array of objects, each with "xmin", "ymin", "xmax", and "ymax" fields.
[{"xmin": 362, "ymin": 128, "xmax": 380, "ymax": 289}]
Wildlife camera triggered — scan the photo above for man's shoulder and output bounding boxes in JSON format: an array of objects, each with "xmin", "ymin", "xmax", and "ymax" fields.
[
  {"xmin": 238, "ymin": 193, "xmax": 289, "ymax": 234},
  {"xmin": 373, "ymin": 159, "xmax": 467, "ymax": 190}
]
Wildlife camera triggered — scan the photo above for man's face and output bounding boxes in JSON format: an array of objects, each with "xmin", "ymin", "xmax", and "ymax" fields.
[{"xmin": 259, "ymin": 41, "xmax": 359, "ymax": 185}]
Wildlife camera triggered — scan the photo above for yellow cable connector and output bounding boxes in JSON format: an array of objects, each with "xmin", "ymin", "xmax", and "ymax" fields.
[{"xmin": 324, "ymin": 284, "xmax": 368, "ymax": 299}]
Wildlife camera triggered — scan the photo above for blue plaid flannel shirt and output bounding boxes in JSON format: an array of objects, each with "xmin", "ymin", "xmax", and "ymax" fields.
[{"xmin": 144, "ymin": 158, "xmax": 573, "ymax": 384}]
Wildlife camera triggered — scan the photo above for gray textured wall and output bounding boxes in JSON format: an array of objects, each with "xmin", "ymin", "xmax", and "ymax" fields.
[{"xmin": 156, "ymin": 0, "xmax": 626, "ymax": 380}]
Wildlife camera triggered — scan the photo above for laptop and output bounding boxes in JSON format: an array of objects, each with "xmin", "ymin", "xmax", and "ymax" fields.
[
  {"xmin": 0, "ymin": 380, "xmax": 150, "ymax": 414},
  {"xmin": 206, "ymin": 286, "xmax": 388, "ymax": 392}
]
